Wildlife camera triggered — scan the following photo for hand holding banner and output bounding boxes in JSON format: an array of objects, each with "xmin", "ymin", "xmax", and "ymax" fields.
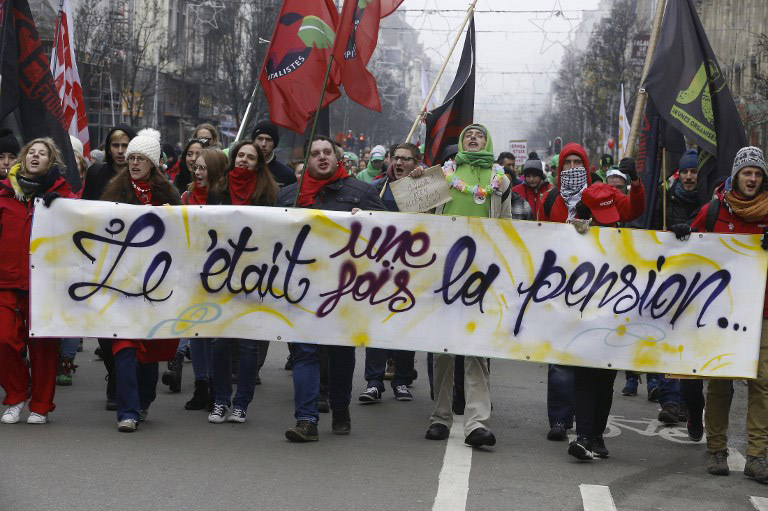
[{"xmin": 390, "ymin": 166, "xmax": 451, "ymax": 212}]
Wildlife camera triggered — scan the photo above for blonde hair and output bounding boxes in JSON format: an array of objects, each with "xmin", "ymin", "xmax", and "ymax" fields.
[
  {"xmin": 192, "ymin": 123, "xmax": 220, "ymax": 147},
  {"xmin": 18, "ymin": 137, "xmax": 64, "ymax": 175}
]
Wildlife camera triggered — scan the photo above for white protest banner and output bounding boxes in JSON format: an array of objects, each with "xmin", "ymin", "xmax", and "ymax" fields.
[
  {"xmin": 508, "ymin": 140, "xmax": 528, "ymax": 162},
  {"xmin": 30, "ymin": 199, "xmax": 768, "ymax": 378},
  {"xmin": 390, "ymin": 165, "xmax": 451, "ymax": 212}
]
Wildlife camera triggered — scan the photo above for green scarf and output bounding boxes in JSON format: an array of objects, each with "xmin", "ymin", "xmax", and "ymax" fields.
[{"xmin": 453, "ymin": 124, "xmax": 495, "ymax": 169}]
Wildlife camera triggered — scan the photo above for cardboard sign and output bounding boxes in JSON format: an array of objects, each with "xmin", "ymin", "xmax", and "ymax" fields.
[
  {"xmin": 508, "ymin": 140, "xmax": 528, "ymax": 162},
  {"xmin": 390, "ymin": 165, "xmax": 451, "ymax": 212}
]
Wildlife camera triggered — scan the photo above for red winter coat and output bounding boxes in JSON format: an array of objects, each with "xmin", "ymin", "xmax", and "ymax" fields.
[
  {"xmin": 539, "ymin": 142, "xmax": 645, "ymax": 224},
  {"xmin": 512, "ymin": 181, "xmax": 552, "ymax": 220},
  {"xmin": 0, "ymin": 174, "xmax": 75, "ymax": 291},
  {"xmin": 691, "ymin": 197, "xmax": 768, "ymax": 318}
]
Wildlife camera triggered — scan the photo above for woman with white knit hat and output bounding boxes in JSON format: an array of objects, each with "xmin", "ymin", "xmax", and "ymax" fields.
[{"xmin": 101, "ymin": 128, "xmax": 182, "ymax": 432}]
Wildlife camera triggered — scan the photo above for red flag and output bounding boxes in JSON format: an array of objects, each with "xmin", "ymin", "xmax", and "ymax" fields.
[
  {"xmin": 260, "ymin": 0, "xmax": 341, "ymax": 133},
  {"xmin": 51, "ymin": 0, "xmax": 90, "ymax": 156},
  {"xmin": 332, "ymin": 0, "xmax": 404, "ymax": 112}
]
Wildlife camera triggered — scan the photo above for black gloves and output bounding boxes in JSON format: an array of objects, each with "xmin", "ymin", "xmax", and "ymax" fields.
[
  {"xmin": 619, "ymin": 157, "xmax": 638, "ymax": 182},
  {"xmin": 670, "ymin": 223, "xmax": 693, "ymax": 240},
  {"xmin": 42, "ymin": 191, "xmax": 60, "ymax": 208},
  {"xmin": 762, "ymin": 227, "xmax": 768, "ymax": 250}
]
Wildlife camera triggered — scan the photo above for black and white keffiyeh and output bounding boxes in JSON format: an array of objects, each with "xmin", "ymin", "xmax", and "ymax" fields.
[{"xmin": 559, "ymin": 166, "xmax": 588, "ymax": 218}]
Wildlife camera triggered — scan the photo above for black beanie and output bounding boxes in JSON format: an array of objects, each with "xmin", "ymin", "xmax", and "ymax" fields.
[
  {"xmin": 251, "ymin": 120, "xmax": 280, "ymax": 148},
  {"xmin": 0, "ymin": 129, "xmax": 20, "ymax": 155}
]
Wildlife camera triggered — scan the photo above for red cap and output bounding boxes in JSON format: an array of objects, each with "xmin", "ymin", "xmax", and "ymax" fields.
[{"xmin": 581, "ymin": 183, "xmax": 620, "ymax": 225}]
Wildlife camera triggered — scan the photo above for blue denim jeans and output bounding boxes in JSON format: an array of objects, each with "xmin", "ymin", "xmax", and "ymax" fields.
[
  {"xmin": 547, "ymin": 364, "xmax": 575, "ymax": 428},
  {"xmin": 364, "ymin": 348, "xmax": 415, "ymax": 391},
  {"xmin": 60, "ymin": 338, "xmax": 80, "ymax": 359},
  {"xmin": 189, "ymin": 338, "xmax": 212, "ymax": 381},
  {"xmin": 625, "ymin": 371, "xmax": 661, "ymax": 392},
  {"xmin": 114, "ymin": 348, "xmax": 158, "ymax": 422},
  {"xmin": 293, "ymin": 343, "xmax": 355, "ymax": 423},
  {"xmin": 210, "ymin": 339, "xmax": 259, "ymax": 411},
  {"xmin": 658, "ymin": 377, "xmax": 681, "ymax": 407}
]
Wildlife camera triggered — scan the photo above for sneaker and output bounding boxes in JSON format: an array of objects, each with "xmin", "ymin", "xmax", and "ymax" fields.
[
  {"xmin": 359, "ymin": 387, "xmax": 382, "ymax": 403},
  {"xmin": 621, "ymin": 379, "xmax": 638, "ymax": 396},
  {"xmin": 745, "ymin": 456, "xmax": 768, "ymax": 481},
  {"xmin": 139, "ymin": 410, "xmax": 148, "ymax": 422},
  {"xmin": 27, "ymin": 412, "xmax": 48, "ymax": 424},
  {"xmin": 658, "ymin": 403, "xmax": 680, "ymax": 425},
  {"xmin": 568, "ymin": 436, "xmax": 594, "ymax": 461},
  {"xmin": 592, "ymin": 436, "xmax": 609, "ymax": 458},
  {"xmin": 425, "ymin": 423, "xmax": 450, "ymax": 440},
  {"xmin": 161, "ymin": 352, "xmax": 183, "ymax": 393},
  {"xmin": 707, "ymin": 450, "xmax": 729, "ymax": 475},
  {"xmin": 687, "ymin": 412, "xmax": 704, "ymax": 442},
  {"xmin": 393, "ymin": 385, "xmax": 413, "ymax": 401},
  {"xmin": 1, "ymin": 401, "xmax": 26, "ymax": 424},
  {"xmin": 317, "ymin": 394, "xmax": 330, "ymax": 414},
  {"xmin": 647, "ymin": 384, "xmax": 660, "ymax": 402},
  {"xmin": 228, "ymin": 408, "xmax": 247, "ymax": 423},
  {"xmin": 117, "ymin": 419, "xmax": 138, "ymax": 432},
  {"xmin": 208, "ymin": 403, "xmax": 229, "ymax": 424},
  {"xmin": 285, "ymin": 420, "xmax": 319, "ymax": 442},
  {"xmin": 56, "ymin": 357, "xmax": 77, "ymax": 386},
  {"xmin": 547, "ymin": 422, "xmax": 567, "ymax": 441}
]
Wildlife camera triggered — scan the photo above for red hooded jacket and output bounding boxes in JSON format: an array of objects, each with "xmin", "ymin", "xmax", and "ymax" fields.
[
  {"xmin": 512, "ymin": 180, "xmax": 552, "ymax": 220},
  {"xmin": 540, "ymin": 142, "xmax": 645, "ymax": 224},
  {"xmin": 691, "ymin": 196, "xmax": 768, "ymax": 318},
  {"xmin": 0, "ymin": 175, "xmax": 75, "ymax": 290}
]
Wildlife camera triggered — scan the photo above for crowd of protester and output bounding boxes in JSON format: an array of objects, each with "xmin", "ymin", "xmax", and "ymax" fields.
[{"xmin": 1, "ymin": 120, "xmax": 768, "ymax": 482}]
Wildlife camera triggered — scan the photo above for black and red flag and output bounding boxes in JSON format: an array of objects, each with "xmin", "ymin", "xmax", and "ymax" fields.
[
  {"xmin": 260, "ymin": 0, "xmax": 341, "ymax": 133},
  {"xmin": 331, "ymin": 0, "xmax": 404, "ymax": 112},
  {"xmin": 0, "ymin": 0, "xmax": 79, "ymax": 189},
  {"xmin": 423, "ymin": 17, "xmax": 476, "ymax": 167},
  {"xmin": 642, "ymin": 0, "xmax": 746, "ymax": 201}
]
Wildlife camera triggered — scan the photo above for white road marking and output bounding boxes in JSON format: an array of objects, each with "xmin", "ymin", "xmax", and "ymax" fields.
[
  {"xmin": 729, "ymin": 445, "xmax": 746, "ymax": 472},
  {"xmin": 751, "ymin": 496, "xmax": 768, "ymax": 511},
  {"xmin": 432, "ymin": 418, "xmax": 473, "ymax": 511},
  {"xmin": 579, "ymin": 484, "xmax": 618, "ymax": 511}
]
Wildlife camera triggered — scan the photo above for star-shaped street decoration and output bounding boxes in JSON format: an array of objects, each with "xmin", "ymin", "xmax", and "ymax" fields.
[
  {"xmin": 528, "ymin": 0, "xmax": 577, "ymax": 55},
  {"xmin": 189, "ymin": 0, "xmax": 225, "ymax": 29}
]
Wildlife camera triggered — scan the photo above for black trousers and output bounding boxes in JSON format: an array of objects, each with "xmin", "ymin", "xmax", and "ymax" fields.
[{"xmin": 574, "ymin": 367, "xmax": 617, "ymax": 439}]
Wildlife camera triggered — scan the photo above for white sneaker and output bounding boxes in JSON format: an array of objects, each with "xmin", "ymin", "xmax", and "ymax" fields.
[
  {"xmin": 117, "ymin": 419, "xmax": 138, "ymax": 432},
  {"xmin": 208, "ymin": 403, "xmax": 229, "ymax": 424},
  {"xmin": 1, "ymin": 401, "xmax": 26, "ymax": 424},
  {"xmin": 227, "ymin": 407, "xmax": 247, "ymax": 423},
  {"xmin": 27, "ymin": 412, "xmax": 48, "ymax": 424}
]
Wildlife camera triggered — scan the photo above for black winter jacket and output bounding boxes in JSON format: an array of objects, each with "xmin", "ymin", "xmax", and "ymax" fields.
[
  {"xmin": 275, "ymin": 176, "xmax": 387, "ymax": 212},
  {"xmin": 651, "ymin": 185, "xmax": 705, "ymax": 229}
]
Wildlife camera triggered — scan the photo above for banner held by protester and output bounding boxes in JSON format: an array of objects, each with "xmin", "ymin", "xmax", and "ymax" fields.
[{"xmin": 30, "ymin": 199, "xmax": 767, "ymax": 378}]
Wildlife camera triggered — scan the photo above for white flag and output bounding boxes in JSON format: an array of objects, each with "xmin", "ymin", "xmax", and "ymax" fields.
[
  {"xmin": 51, "ymin": 0, "xmax": 90, "ymax": 156},
  {"xmin": 618, "ymin": 83, "xmax": 631, "ymax": 159}
]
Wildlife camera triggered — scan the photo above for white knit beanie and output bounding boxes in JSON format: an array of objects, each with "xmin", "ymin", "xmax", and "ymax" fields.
[
  {"xmin": 125, "ymin": 128, "xmax": 162, "ymax": 167},
  {"xmin": 69, "ymin": 135, "xmax": 83, "ymax": 158},
  {"xmin": 732, "ymin": 146, "xmax": 767, "ymax": 179}
]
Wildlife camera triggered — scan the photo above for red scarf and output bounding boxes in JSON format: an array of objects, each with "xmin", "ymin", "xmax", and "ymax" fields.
[
  {"xmin": 184, "ymin": 181, "xmax": 208, "ymax": 205},
  {"xmin": 229, "ymin": 166, "xmax": 258, "ymax": 205},
  {"xmin": 131, "ymin": 178, "xmax": 153, "ymax": 205},
  {"xmin": 298, "ymin": 163, "xmax": 350, "ymax": 207}
]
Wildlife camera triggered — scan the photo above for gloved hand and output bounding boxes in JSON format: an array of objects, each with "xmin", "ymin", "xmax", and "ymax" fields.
[
  {"xmin": 762, "ymin": 227, "xmax": 768, "ymax": 250},
  {"xmin": 43, "ymin": 191, "xmax": 60, "ymax": 208},
  {"xmin": 670, "ymin": 223, "xmax": 692, "ymax": 241},
  {"xmin": 619, "ymin": 157, "xmax": 638, "ymax": 182}
]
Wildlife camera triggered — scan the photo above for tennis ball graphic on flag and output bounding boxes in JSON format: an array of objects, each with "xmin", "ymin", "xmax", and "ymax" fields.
[{"xmin": 298, "ymin": 16, "xmax": 335, "ymax": 49}]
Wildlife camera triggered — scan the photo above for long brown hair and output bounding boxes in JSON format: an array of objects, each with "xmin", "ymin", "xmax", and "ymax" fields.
[
  {"xmin": 188, "ymin": 148, "xmax": 228, "ymax": 192},
  {"xmin": 218, "ymin": 140, "xmax": 279, "ymax": 206},
  {"xmin": 17, "ymin": 137, "xmax": 65, "ymax": 175},
  {"xmin": 101, "ymin": 164, "xmax": 182, "ymax": 205}
]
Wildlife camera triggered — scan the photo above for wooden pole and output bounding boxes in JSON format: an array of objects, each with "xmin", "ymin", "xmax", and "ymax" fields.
[
  {"xmin": 626, "ymin": 0, "xmax": 667, "ymax": 158},
  {"xmin": 292, "ymin": 55, "xmax": 335, "ymax": 209},
  {"xmin": 404, "ymin": 0, "xmax": 478, "ymax": 143}
]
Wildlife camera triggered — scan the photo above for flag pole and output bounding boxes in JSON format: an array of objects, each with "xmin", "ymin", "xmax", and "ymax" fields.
[
  {"xmin": 234, "ymin": 81, "xmax": 261, "ymax": 143},
  {"xmin": 626, "ymin": 0, "xmax": 667, "ymax": 158},
  {"xmin": 292, "ymin": 55, "xmax": 335, "ymax": 209},
  {"xmin": 404, "ymin": 0, "xmax": 478, "ymax": 143}
]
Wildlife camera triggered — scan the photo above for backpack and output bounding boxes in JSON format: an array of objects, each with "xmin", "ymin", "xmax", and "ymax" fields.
[
  {"xmin": 543, "ymin": 186, "xmax": 559, "ymax": 218},
  {"xmin": 704, "ymin": 198, "xmax": 720, "ymax": 233}
]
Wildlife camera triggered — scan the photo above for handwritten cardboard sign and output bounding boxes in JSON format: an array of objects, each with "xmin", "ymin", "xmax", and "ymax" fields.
[
  {"xmin": 30, "ymin": 199, "xmax": 768, "ymax": 377},
  {"xmin": 390, "ymin": 165, "xmax": 451, "ymax": 212}
]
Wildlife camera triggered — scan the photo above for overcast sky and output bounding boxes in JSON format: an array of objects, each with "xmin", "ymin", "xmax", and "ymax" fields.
[{"xmin": 401, "ymin": 0, "xmax": 605, "ymax": 153}]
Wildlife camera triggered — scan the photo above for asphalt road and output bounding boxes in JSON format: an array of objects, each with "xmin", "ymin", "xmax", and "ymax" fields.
[{"xmin": 1, "ymin": 341, "xmax": 767, "ymax": 511}]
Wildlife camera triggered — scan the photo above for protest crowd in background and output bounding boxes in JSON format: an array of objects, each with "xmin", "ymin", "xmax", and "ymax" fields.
[{"xmin": 3, "ymin": 0, "xmax": 768, "ymax": 487}]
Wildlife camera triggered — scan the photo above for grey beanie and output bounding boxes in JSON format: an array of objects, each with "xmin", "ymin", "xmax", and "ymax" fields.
[
  {"xmin": 732, "ymin": 146, "xmax": 767, "ymax": 179},
  {"xmin": 523, "ymin": 158, "xmax": 545, "ymax": 177}
]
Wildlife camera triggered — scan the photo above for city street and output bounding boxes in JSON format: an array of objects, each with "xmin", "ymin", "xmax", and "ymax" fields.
[{"xmin": 2, "ymin": 341, "xmax": 767, "ymax": 510}]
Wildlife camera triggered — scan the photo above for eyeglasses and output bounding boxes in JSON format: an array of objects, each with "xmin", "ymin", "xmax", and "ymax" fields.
[
  {"xmin": 189, "ymin": 163, "xmax": 207, "ymax": 172},
  {"xmin": 393, "ymin": 156, "xmax": 416, "ymax": 163},
  {"xmin": 128, "ymin": 155, "xmax": 148, "ymax": 163}
]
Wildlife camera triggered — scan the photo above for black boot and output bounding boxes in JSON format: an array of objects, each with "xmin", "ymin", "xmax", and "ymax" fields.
[
  {"xmin": 105, "ymin": 373, "xmax": 117, "ymax": 411},
  {"xmin": 331, "ymin": 408, "xmax": 351, "ymax": 435},
  {"xmin": 162, "ymin": 351, "xmax": 184, "ymax": 393},
  {"xmin": 185, "ymin": 379, "xmax": 210, "ymax": 410}
]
